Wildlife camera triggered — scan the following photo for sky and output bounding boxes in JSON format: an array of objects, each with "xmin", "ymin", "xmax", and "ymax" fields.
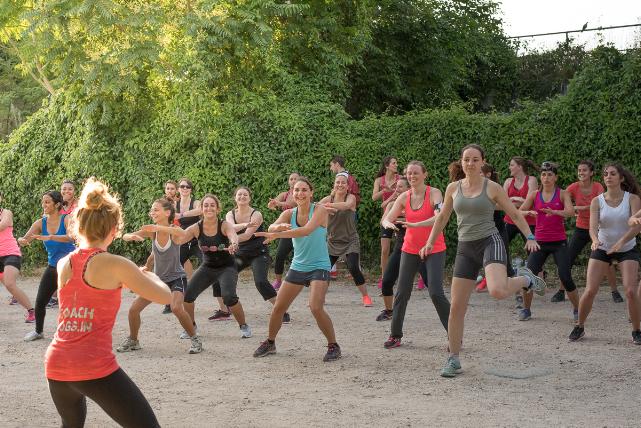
[{"xmin": 497, "ymin": 0, "xmax": 641, "ymax": 52}]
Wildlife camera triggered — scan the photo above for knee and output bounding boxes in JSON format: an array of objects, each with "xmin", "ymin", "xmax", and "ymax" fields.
[
  {"xmin": 223, "ymin": 296, "xmax": 239, "ymax": 307},
  {"xmin": 624, "ymin": 287, "xmax": 636, "ymax": 301},
  {"xmin": 309, "ymin": 300, "xmax": 325, "ymax": 316},
  {"xmin": 488, "ymin": 287, "xmax": 509, "ymax": 299},
  {"xmin": 563, "ymin": 281, "xmax": 577, "ymax": 293},
  {"xmin": 170, "ymin": 303, "xmax": 185, "ymax": 315}
]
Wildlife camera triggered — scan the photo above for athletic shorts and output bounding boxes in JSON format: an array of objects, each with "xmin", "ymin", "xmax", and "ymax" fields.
[
  {"xmin": 453, "ymin": 233, "xmax": 507, "ymax": 280},
  {"xmin": 180, "ymin": 239, "xmax": 203, "ymax": 265},
  {"xmin": 285, "ymin": 269, "xmax": 330, "ymax": 287},
  {"xmin": 165, "ymin": 276, "xmax": 187, "ymax": 293},
  {"xmin": 0, "ymin": 255, "xmax": 21, "ymax": 272},
  {"xmin": 380, "ymin": 226, "xmax": 394, "ymax": 239},
  {"xmin": 590, "ymin": 248, "xmax": 640, "ymax": 265}
]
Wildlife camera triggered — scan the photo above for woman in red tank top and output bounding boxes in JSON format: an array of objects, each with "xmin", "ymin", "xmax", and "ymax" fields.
[
  {"xmin": 44, "ymin": 178, "xmax": 171, "ymax": 428},
  {"xmin": 372, "ymin": 156, "xmax": 400, "ymax": 288},
  {"xmin": 380, "ymin": 160, "xmax": 450, "ymax": 348}
]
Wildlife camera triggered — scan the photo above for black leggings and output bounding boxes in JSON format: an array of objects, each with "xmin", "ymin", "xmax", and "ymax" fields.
[
  {"xmin": 390, "ymin": 251, "xmax": 449, "ymax": 338},
  {"xmin": 185, "ymin": 265, "xmax": 239, "ymax": 307},
  {"xmin": 382, "ymin": 245, "xmax": 427, "ymax": 297},
  {"xmin": 329, "ymin": 253, "xmax": 365, "ymax": 286},
  {"xmin": 48, "ymin": 368, "xmax": 160, "ymax": 428},
  {"xmin": 567, "ymin": 227, "xmax": 590, "ymax": 268},
  {"xmin": 35, "ymin": 265, "xmax": 57, "ymax": 334},
  {"xmin": 526, "ymin": 240, "xmax": 576, "ymax": 292},
  {"xmin": 274, "ymin": 238, "xmax": 293, "ymax": 275},
  {"xmin": 236, "ymin": 254, "xmax": 277, "ymax": 301},
  {"xmin": 501, "ymin": 223, "xmax": 536, "ymax": 277}
]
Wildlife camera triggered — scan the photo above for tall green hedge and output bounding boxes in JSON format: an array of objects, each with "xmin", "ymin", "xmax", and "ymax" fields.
[{"xmin": 2, "ymin": 47, "xmax": 640, "ymax": 268}]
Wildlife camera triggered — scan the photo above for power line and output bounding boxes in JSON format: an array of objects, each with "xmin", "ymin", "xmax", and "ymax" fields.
[{"xmin": 509, "ymin": 23, "xmax": 641, "ymax": 39}]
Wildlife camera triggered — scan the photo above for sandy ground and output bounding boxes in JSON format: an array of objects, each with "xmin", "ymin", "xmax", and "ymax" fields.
[{"xmin": 1, "ymin": 270, "xmax": 640, "ymax": 428}]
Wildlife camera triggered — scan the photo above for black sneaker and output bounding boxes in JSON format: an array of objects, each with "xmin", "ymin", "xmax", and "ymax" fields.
[
  {"xmin": 282, "ymin": 312, "xmax": 291, "ymax": 324},
  {"xmin": 383, "ymin": 336, "xmax": 401, "ymax": 349},
  {"xmin": 376, "ymin": 309, "xmax": 393, "ymax": 322},
  {"xmin": 46, "ymin": 297, "xmax": 58, "ymax": 309},
  {"xmin": 612, "ymin": 290, "xmax": 624, "ymax": 303},
  {"xmin": 632, "ymin": 330, "xmax": 641, "ymax": 345},
  {"xmin": 208, "ymin": 309, "xmax": 232, "ymax": 321},
  {"xmin": 162, "ymin": 304, "xmax": 171, "ymax": 314},
  {"xmin": 569, "ymin": 326, "xmax": 585, "ymax": 342},
  {"xmin": 323, "ymin": 343, "xmax": 341, "ymax": 362},
  {"xmin": 550, "ymin": 290, "xmax": 565, "ymax": 303},
  {"xmin": 253, "ymin": 339, "xmax": 276, "ymax": 357}
]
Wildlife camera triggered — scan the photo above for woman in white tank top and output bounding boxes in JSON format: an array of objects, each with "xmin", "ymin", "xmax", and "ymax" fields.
[{"xmin": 570, "ymin": 163, "xmax": 641, "ymax": 344}]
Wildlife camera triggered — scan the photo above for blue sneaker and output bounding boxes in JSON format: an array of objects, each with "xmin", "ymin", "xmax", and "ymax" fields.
[
  {"xmin": 517, "ymin": 267, "xmax": 546, "ymax": 296},
  {"xmin": 440, "ymin": 356, "xmax": 462, "ymax": 378},
  {"xmin": 518, "ymin": 308, "xmax": 531, "ymax": 321}
]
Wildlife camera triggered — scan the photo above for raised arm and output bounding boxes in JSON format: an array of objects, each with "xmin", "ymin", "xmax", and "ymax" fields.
[
  {"xmin": 0, "ymin": 209, "xmax": 13, "ymax": 232},
  {"xmin": 257, "ymin": 205, "xmax": 327, "ymax": 239},
  {"xmin": 178, "ymin": 199, "xmax": 202, "ymax": 219},
  {"xmin": 607, "ymin": 194, "xmax": 641, "ymax": 253},
  {"xmin": 420, "ymin": 183, "xmax": 455, "ymax": 257},
  {"xmin": 519, "ymin": 190, "xmax": 537, "ymax": 214},
  {"xmin": 324, "ymin": 194, "xmax": 356, "ymax": 211},
  {"xmin": 268, "ymin": 209, "xmax": 294, "ymax": 232},
  {"xmin": 372, "ymin": 177, "xmax": 385, "ymax": 201},
  {"xmin": 17, "ymin": 218, "xmax": 43, "ymax": 246},
  {"xmin": 221, "ymin": 221, "xmax": 240, "ymax": 252},
  {"xmin": 235, "ymin": 211, "xmax": 263, "ymax": 243},
  {"xmin": 381, "ymin": 192, "xmax": 407, "ymax": 231}
]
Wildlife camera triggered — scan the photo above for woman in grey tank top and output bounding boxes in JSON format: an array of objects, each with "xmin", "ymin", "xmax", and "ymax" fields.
[
  {"xmin": 423, "ymin": 144, "xmax": 545, "ymax": 378},
  {"xmin": 120, "ymin": 198, "xmax": 203, "ymax": 355},
  {"xmin": 570, "ymin": 163, "xmax": 641, "ymax": 344}
]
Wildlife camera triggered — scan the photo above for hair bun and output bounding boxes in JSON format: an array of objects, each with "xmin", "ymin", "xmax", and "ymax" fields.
[{"xmin": 79, "ymin": 179, "xmax": 108, "ymax": 210}]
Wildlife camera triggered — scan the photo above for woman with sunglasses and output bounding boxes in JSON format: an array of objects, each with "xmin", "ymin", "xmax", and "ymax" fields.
[
  {"xmin": 225, "ymin": 186, "xmax": 291, "ymax": 323},
  {"xmin": 424, "ymin": 145, "xmax": 544, "ymax": 377},
  {"xmin": 253, "ymin": 177, "xmax": 341, "ymax": 362},
  {"xmin": 560, "ymin": 161, "xmax": 622, "ymax": 304},
  {"xmin": 267, "ymin": 172, "xmax": 299, "ymax": 290},
  {"xmin": 321, "ymin": 173, "xmax": 373, "ymax": 307},
  {"xmin": 119, "ymin": 198, "xmax": 203, "ymax": 354},
  {"xmin": 182, "ymin": 194, "xmax": 252, "ymax": 339},
  {"xmin": 518, "ymin": 162, "xmax": 579, "ymax": 322},
  {"xmin": 569, "ymin": 163, "xmax": 641, "ymax": 343},
  {"xmin": 176, "ymin": 178, "xmax": 203, "ymax": 277},
  {"xmin": 19, "ymin": 191, "xmax": 76, "ymax": 342}
]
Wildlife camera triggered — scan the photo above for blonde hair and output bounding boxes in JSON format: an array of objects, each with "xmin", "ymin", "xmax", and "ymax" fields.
[{"xmin": 73, "ymin": 178, "xmax": 123, "ymax": 243}]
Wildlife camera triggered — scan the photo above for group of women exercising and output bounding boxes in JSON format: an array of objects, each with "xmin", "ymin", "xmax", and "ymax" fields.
[{"xmin": 1, "ymin": 144, "xmax": 641, "ymax": 427}]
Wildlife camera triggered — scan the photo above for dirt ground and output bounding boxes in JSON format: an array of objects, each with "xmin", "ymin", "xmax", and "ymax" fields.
[{"xmin": 1, "ymin": 270, "xmax": 640, "ymax": 428}]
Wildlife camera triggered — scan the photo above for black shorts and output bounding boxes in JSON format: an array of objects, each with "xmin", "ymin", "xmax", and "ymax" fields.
[
  {"xmin": 284, "ymin": 269, "xmax": 329, "ymax": 287},
  {"xmin": 590, "ymin": 248, "xmax": 640, "ymax": 265},
  {"xmin": 0, "ymin": 255, "xmax": 21, "ymax": 272},
  {"xmin": 380, "ymin": 226, "xmax": 394, "ymax": 239},
  {"xmin": 180, "ymin": 239, "xmax": 203, "ymax": 265},
  {"xmin": 165, "ymin": 276, "xmax": 187, "ymax": 293},
  {"xmin": 453, "ymin": 233, "xmax": 507, "ymax": 280}
]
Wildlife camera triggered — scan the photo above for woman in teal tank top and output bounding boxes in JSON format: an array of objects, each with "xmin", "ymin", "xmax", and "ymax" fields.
[
  {"xmin": 423, "ymin": 145, "xmax": 545, "ymax": 378},
  {"xmin": 253, "ymin": 177, "xmax": 341, "ymax": 362}
]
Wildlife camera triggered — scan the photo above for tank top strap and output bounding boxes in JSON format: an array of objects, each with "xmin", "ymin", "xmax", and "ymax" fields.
[
  {"xmin": 482, "ymin": 177, "xmax": 489, "ymax": 195},
  {"xmin": 58, "ymin": 214, "xmax": 68, "ymax": 234},
  {"xmin": 70, "ymin": 248, "xmax": 105, "ymax": 284},
  {"xmin": 232, "ymin": 209, "xmax": 237, "ymax": 224},
  {"xmin": 198, "ymin": 219, "xmax": 204, "ymax": 235},
  {"xmin": 42, "ymin": 216, "xmax": 48, "ymax": 235}
]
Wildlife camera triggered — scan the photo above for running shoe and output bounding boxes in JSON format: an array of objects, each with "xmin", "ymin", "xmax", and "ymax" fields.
[
  {"xmin": 253, "ymin": 339, "xmax": 276, "ymax": 357},
  {"xmin": 180, "ymin": 327, "xmax": 197, "ymax": 339},
  {"xmin": 24, "ymin": 331, "xmax": 43, "ymax": 342},
  {"xmin": 240, "ymin": 324, "xmax": 252, "ymax": 338},
  {"xmin": 612, "ymin": 290, "xmax": 624, "ymax": 303},
  {"xmin": 515, "ymin": 294, "xmax": 524, "ymax": 309},
  {"xmin": 330, "ymin": 270, "xmax": 338, "ymax": 279},
  {"xmin": 323, "ymin": 343, "xmax": 342, "ymax": 362},
  {"xmin": 517, "ymin": 266, "xmax": 546, "ymax": 296},
  {"xmin": 25, "ymin": 309, "xmax": 35, "ymax": 323},
  {"xmin": 416, "ymin": 276, "xmax": 425, "ymax": 290},
  {"xmin": 550, "ymin": 290, "xmax": 565, "ymax": 302},
  {"xmin": 272, "ymin": 279, "xmax": 282, "ymax": 290},
  {"xmin": 362, "ymin": 295, "xmax": 373, "ymax": 307},
  {"xmin": 282, "ymin": 312, "xmax": 291, "ymax": 324},
  {"xmin": 632, "ymin": 330, "xmax": 641, "ymax": 345},
  {"xmin": 518, "ymin": 308, "xmax": 531, "ymax": 321},
  {"xmin": 377, "ymin": 277, "xmax": 383, "ymax": 289},
  {"xmin": 383, "ymin": 336, "xmax": 401, "ymax": 349},
  {"xmin": 440, "ymin": 356, "xmax": 462, "ymax": 378},
  {"xmin": 116, "ymin": 337, "xmax": 141, "ymax": 352},
  {"xmin": 8, "ymin": 296, "xmax": 18, "ymax": 305},
  {"xmin": 568, "ymin": 326, "xmax": 585, "ymax": 342},
  {"xmin": 376, "ymin": 309, "xmax": 393, "ymax": 321},
  {"xmin": 162, "ymin": 304, "xmax": 171, "ymax": 314},
  {"xmin": 475, "ymin": 277, "xmax": 487, "ymax": 293},
  {"xmin": 46, "ymin": 297, "xmax": 58, "ymax": 309},
  {"xmin": 189, "ymin": 336, "xmax": 203, "ymax": 354},
  {"xmin": 573, "ymin": 308, "xmax": 579, "ymax": 322},
  {"xmin": 208, "ymin": 309, "xmax": 232, "ymax": 321}
]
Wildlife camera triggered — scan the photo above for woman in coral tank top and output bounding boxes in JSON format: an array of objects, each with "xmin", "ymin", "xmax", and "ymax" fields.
[{"xmin": 44, "ymin": 179, "xmax": 171, "ymax": 428}]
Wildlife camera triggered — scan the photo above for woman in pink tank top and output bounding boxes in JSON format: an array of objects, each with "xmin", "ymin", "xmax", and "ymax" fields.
[
  {"xmin": 44, "ymin": 178, "xmax": 171, "ymax": 428},
  {"xmin": 0, "ymin": 194, "xmax": 35, "ymax": 324},
  {"xmin": 380, "ymin": 160, "xmax": 450, "ymax": 348},
  {"xmin": 519, "ymin": 162, "xmax": 579, "ymax": 322}
]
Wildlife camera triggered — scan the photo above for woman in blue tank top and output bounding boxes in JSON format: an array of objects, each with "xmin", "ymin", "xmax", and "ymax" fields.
[
  {"xmin": 18, "ymin": 191, "xmax": 75, "ymax": 342},
  {"xmin": 253, "ymin": 177, "xmax": 341, "ymax": 362}
]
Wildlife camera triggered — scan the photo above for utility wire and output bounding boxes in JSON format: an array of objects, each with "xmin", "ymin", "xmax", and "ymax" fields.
[{"xmin": 509, "ymin": 23, "xmax": 641, "ymax": 39}]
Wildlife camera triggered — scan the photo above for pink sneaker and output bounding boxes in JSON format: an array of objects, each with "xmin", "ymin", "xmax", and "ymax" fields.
[
  {"xmin": 416, "ymin": 277, "xmax": 425, "ymax": 290},
  {"xmin": 362, "ymin": 295, "xmax": 373, "ymax": 307},
  {"xmin": 377, "ymin": 278, "xmax": 383, "ymax": 289},
  {"xmin": 272, "ymin": 279, "xmax": 282, "ymax": 290},
  {"xmin": 25, "ymin": 309, "xmax": 35, "ymax": 323},
  {"xmin": 330, "ymin": 270, "xmax": 338, "ymax": 279},
  {"xmin": 475, "ymin": 277, "xmax": 487, "ymax": 293}
]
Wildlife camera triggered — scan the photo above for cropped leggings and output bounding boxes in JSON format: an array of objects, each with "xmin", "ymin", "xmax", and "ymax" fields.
[
  {"xmin": 329, "ymin": 253, "xmax": 365, "ymax": 286},
  {"xmin": 391, "ymin": 251, "xmax": 449, "ymax": 338},
  {"xmin": 184, "ymin": 265, "xmax": 240, "ymax": 307},
  {"xmin": 48, "ymin": 368, "xmax": 159, "ymax": 428},
  {"xmin": 274, "ymin": 238, "xmax": 293, "ymax": 275},
  {"xmin": 236, "ymin": 254, "xmax": 277, "ymax": 301},
  {"xmin": 526, "ymin": 240, "xmax": 576, "ymax": 292},
  {"xmin": 35, "ymin": 265, "xmax": 58, "ymax": 334}
]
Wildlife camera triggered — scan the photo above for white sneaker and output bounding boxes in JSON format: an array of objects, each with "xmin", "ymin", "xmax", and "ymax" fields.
[
  {"xmin": 179, "ymin": 326, "xmax": 197, "ymax": 340},
  {"xmin": 517, "ymin": 267, "xmax": 546, "ymax": 296},
  {"xmin": 189, "ymin": 336, "xmax": 203, "ymax": 354},
  {"xmin": 116, "ymin": 337, "xmax": 141, "ymax": 352},
  {"xmin": 240, "ymin": 324, "xmax": 252, "ymax": 339},
  {"xmin": 24, "ymin": 331, "xmax": 44, "ymax": 342}
]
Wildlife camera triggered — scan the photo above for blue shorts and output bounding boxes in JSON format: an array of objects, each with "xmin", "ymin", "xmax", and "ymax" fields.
[{"xmin": 284, "ymin": 269, "xmax": 330, "ymax": 287}]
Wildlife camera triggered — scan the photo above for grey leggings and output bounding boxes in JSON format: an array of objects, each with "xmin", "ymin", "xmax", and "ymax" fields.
[{"xmin": 390, "ymin": 251, "xmax": 450, "ymax": 338}]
